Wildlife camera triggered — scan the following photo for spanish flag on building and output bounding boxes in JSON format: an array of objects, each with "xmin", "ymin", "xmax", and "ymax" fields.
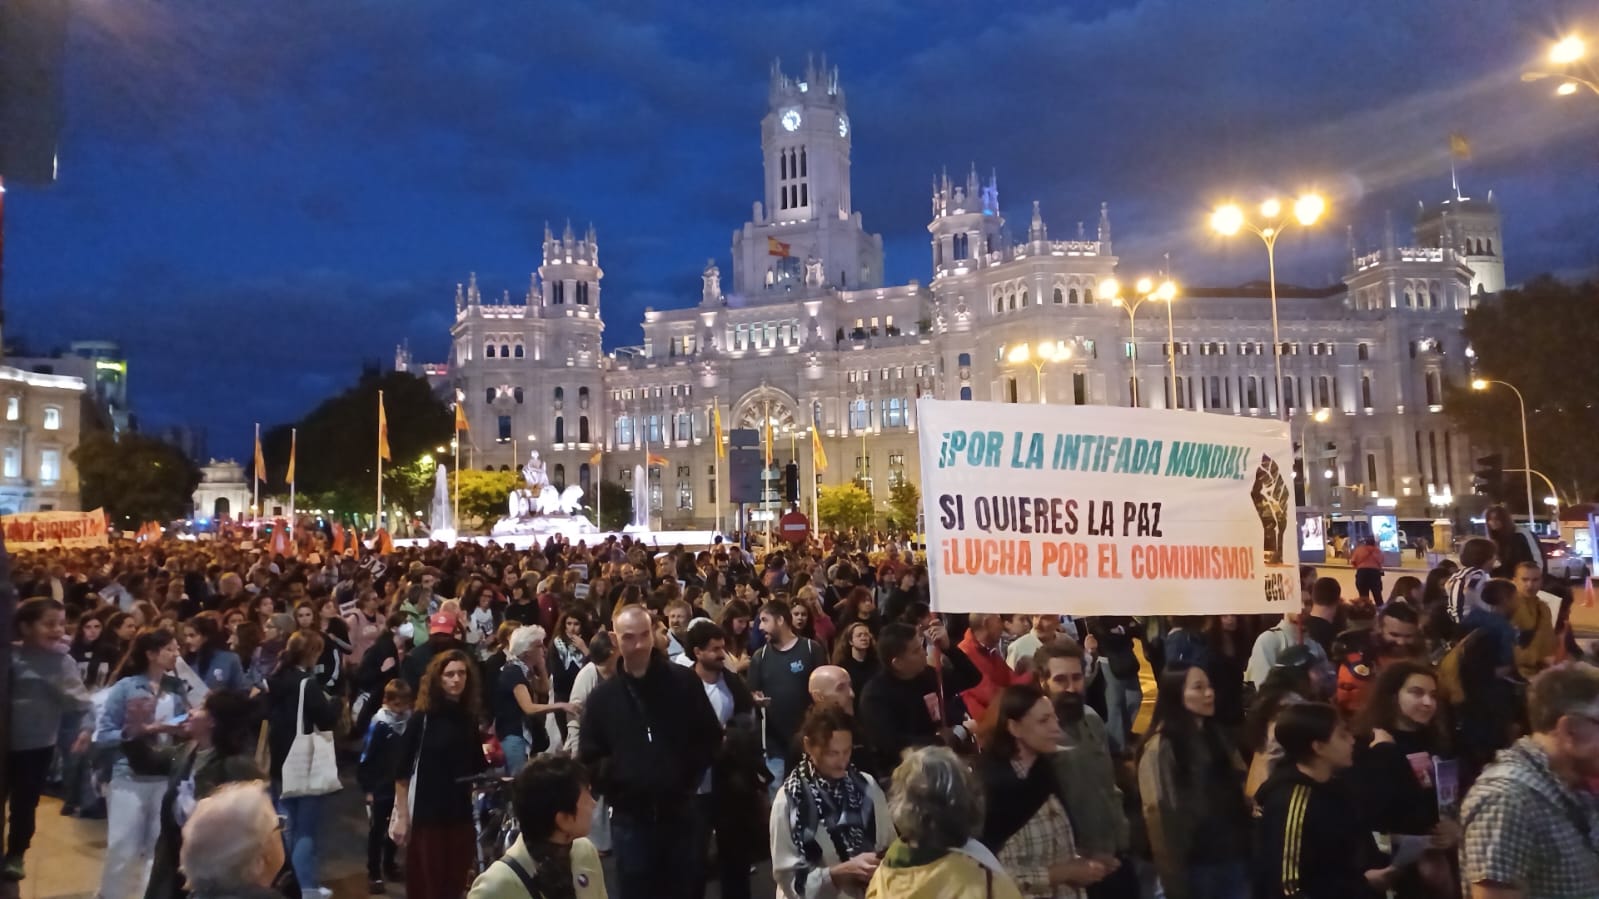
[
  {"xmin": 767, "ymin": 236, "xmax": 792, "ymax": 257},
  {"xmin": 811, "ymin": 426, "xmax": 828, "ymax": 473}
]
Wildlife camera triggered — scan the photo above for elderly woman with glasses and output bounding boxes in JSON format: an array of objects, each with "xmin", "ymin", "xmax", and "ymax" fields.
[
  {"xmin": 865, "ymin": 747, "xmax": 1024, "ymax": 899},
  {"xmin": 177, "ymin": 782, "xmax": 285, "ymax": 899}
]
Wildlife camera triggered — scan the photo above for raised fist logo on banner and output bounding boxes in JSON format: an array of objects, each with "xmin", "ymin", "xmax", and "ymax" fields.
[{"xmin": 1250, "ymin": 454, "xmax": 1290, "ymax": 565}]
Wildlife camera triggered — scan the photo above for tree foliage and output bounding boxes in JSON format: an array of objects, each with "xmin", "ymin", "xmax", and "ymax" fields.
[
  {"xmin": 259, "ymin": 371, "xmax": 452, "ymax": 510},
  {"xmin": 1445, "ymin": 276, "xmax": 1599, "ymax": 506},
  {"xmin": 73, "ymin": 432, "xmax": 202, "ymax": 524},
  {"xmin": 887, "ymin": 481, "xmax": 922, "ymax": 532},
  {"xmin": 818, "ymin": 484, "xmax": 875, "ymax": 532},
  {"xmin": 595, "ymin": 480, "xmax": 632, "ymax": 532},
  {"xmin": 452, "ymin": 468, "xmax": 521, "ymax": 530}
]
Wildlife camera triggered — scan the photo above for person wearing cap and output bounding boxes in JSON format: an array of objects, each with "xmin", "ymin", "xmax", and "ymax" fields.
[{"xmin": 401, "ymin": 610, "xmax": 466, "ymax": 692}]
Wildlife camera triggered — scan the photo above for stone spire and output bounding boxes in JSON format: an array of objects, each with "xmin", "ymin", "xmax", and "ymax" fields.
[
  {"xmin": 1029, "ymin": 200, "xmax": 1046, "ymax": 242},
  {"xmin": 1098, "ymin": 202, "xmax": 1112, "ymax": 254}
]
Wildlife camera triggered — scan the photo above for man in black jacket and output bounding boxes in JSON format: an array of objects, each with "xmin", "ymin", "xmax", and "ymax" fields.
[
  {"xmin": 856, "ymin": 619, "xmax": 982, "ymax": 782},
  {"xmin": 579, "ymin": 605, "xmax": 721, "ymax": 899}
]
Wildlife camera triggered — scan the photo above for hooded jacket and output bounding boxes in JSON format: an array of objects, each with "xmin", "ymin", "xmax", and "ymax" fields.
[{"xmin": 1253, "ymin": 765, "xmax": 1382, "ymax": 899}]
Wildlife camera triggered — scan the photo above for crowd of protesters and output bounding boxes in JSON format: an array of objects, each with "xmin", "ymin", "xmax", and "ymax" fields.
[{"xmin": 1, "ymin": 498, "xmax": 1597, "ymax": 898}]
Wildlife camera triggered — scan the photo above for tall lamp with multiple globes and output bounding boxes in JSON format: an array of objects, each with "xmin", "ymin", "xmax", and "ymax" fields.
[
  {"xmin": 1007, "ymin": 340, "xmax": 1072, "ymax": 404},
  {"xmin": 1098, "ymin": 277, "xmax": 1178, "ymax": 408},
  {"xmin": 1210, "ymin": 193, "xmax": 1325, "ymax": 422}
]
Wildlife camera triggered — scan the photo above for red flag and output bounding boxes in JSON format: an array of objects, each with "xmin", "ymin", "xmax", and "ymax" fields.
[
  {"xmin": 331, "ymin": 522, "xmax": 346, "ymax": 556},
  {"xmin": 270, "ymin": 526, "xmax": 290, "ymax": 558},
  {"xmin": 377, "ymin": 528, "xmax": 395, "ymax": 555}
]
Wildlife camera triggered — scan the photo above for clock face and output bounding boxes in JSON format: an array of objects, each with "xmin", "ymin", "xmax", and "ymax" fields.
[
  {"xmin": 837, "ymin": 114, "xmax": 849, "ymax": 138},
  {"xmin": 781, "ymin": 108, "xmax": 801, "ymax": 132}
]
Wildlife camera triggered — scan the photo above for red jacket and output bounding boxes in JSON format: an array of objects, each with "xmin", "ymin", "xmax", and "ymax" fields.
[{"xmin": 957, "ymin": 631, "xmax": 1018, "ymax": 725}]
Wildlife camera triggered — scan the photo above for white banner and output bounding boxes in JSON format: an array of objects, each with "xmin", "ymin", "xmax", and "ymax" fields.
[
  {"xmin": 2, "ymin": 508, "xmax": 110, "ymax": 551},
  {"xmin": 917, "ymin": 400, "xmax": 1298, "ymax": 616}
]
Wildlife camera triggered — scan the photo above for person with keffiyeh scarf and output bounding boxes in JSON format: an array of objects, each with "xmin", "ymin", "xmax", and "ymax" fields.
[{"xmin": 769, "ymin": 705, "xmax": 894, "ymax": 899}]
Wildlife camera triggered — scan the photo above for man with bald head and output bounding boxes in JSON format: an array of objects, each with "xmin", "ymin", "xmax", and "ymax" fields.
[
  {"xmin": 801, "ymin": 664, "xmax": 871, "ymax": 774},
  {"xmin": 578, "ymin": 605, "xmax": 722, "ymax": 899},
  {"xmin": 808, "ymin": 664, "xmax": 855, "ymax": 712}
]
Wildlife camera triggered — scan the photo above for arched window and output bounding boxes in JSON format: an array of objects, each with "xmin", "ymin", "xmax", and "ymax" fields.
[
  {"xmin": 995, "ymin": 295, "xmax": 1004, "ymax": 315},
  {"xmin": 1020, "ymin": 290, "xmax": 1030, "ymax": 307},
  {"xmin": 485, "ymin": 343, "xmax": 496, "ymax": 358},
  {"xmin": 958, "ymin": 352, "xmax": 971, "ymax": 368},
  {"xmin": 485, "ymin": 388, "xmax": 495, "ymax": 404},
  {"xmin": 1083, "ymin": 287, "xmax": 1094, "ymax": 304},
  {"xmin": 1007, "ymin": 293, "xmax": 1016, "ymax": 311},
  {"xmin": 579, "ymin": 463, "xmax": 592, "ymax": 496},
  {"xmin": 1068, "ymin": 288, "xmax": 1079, "ymax": 304},
  {"xmin": 579, "ymin": 416, "xmax": 591, "ymax": 443},
  {"xmin": 1361, "ymin": 376, "xmax": 1373, "ymax": 408},
  {"xmin": 554, "ymin": 387, "xmax": 564, "ymax": 405},
  {"xmin": 1053, "ymin": 288, "xmax": 1064, "ymax": 304},
  {"xmin": 1486, "ymin": 238, "xmax": 1494, "ymax": 255},
  {"xmin": 513, "ymin": 343, "xmax": 524, "ymax": 358},
  {"xmin": 577, "ymin": 282, "xmax": 589, "ymax": 305},
  {"xmin": 552, "ymin": 464, "xmax": 566, "ymax": 490},
  {"xmin": 513, "ymin": 387, "xmax": 524, "ymax": 404},
  {"xmin": 552, "ymin": 282, "xmax": 565, "ymax": 304},
  {"xmin": 960, "ymin": 386, "xmax": 973, "ymax": 401},
  {"xmin": 554, "ymin": 416, "xmax": 565, "ymax": 443},
  {"xmin": 500, "ymin": 344, "xmax": 509, "ymax": 357},
  {"xmin": 952, "ymin": 233, "xmax": 968, "ymax": 260},
  {"xmin": 882, "ymin": 397, "xmax": 906, "ymax": 427}
]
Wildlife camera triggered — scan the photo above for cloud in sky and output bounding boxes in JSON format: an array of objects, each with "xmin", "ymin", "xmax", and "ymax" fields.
[{"xmin": 6, "ymin": 0, "xmax": 1597, "ymax": 454}]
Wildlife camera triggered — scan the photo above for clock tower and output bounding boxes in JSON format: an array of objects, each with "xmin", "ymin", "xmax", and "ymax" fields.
[{"xmin": 730, "ymin": 56, "xmax": 883, "ymax": 297}]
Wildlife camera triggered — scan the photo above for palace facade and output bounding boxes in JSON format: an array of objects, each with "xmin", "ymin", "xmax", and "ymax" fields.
[{"xmin": 402, "ymin": 59, "xmax": 1501, "ymax": 527}]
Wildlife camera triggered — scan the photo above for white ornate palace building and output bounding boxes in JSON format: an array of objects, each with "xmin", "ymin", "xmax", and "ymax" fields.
[{"xmin": 400, "ymin": 59, "xmax": 1506, "ymax": 529}]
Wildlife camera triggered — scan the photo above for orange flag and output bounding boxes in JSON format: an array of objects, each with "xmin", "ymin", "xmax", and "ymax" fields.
[
  {"xmin": 455, "ymin": 400, "xmax": 469, "ymax": 433},
  {"xmin": 254, "ymin": 428, "xmax": 267, "ymax": 483},
  {"xmin": 270, "ymin": 526, "xmax": 290, "ymax": 558},
  {"xmin": 376, "ymin": 528, "xmax": 395, "ymax": 555},
  {"xmin": 331, "ymin": 521, "xmax": 346, "ymax": 556},
  {"xmin": 646, "ymin": 452, "xmax": 668, "ymax": 467},
  {"xmin": 285, "ymin": 429, "xmax": 296, "ymax": 486},
  {"xmin": 378, "ymin": 392, "xmax": 392, "ymax": 462}
]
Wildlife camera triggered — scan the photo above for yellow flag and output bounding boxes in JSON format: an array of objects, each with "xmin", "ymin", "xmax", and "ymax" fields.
[
  {"xmin": 1449, "ymin": 132, "xmax": 1471, "ymax": 160},
  {"xmin": 253, "ymin": 427, "xmax": 266, "ymax": 483},
  {"xmin": 377, "ymin": 392, "xmax": 392, "ymax": 462},
  {"xmin": 285, "ymin": 430, "xmax": 296, "ymax": 485},
  {"xmin": 811, "ymin": 426, "xmax": 828, "ymax": 473},
  {"xmin": 454, "ymin": 401, "xmax": 469, "ymax": 433},
  {"xmin": 712, "ymin": 404, "xmax": 725, "ymax": 459},
  {"xmin": 764, "ymin": 414, "xmax": 774, "ymax": 467}
]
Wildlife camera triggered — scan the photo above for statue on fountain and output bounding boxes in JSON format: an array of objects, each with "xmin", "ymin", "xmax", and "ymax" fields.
[{"xmin": 495, "ymin": 450, "xmax": 595, "ymax": 537}]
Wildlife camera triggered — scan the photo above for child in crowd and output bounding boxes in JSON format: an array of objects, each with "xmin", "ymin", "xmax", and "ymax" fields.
[{"xmin": 359, "ymin": 679, "xmax": 413, "ymax": 894}]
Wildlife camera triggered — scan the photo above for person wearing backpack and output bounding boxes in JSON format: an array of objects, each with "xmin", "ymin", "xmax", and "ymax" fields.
[
  {"xmin": 470, "ymin": 755, "xmax": 606, "ymax": 898},
  {"xmin": 748, "ymin": 600, "xmax": 829, "ymax": 789}
]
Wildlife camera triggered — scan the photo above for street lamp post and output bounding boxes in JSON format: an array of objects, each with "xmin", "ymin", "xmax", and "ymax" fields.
[
  {"xmin": 1007, "ymin": 340, "xmax": 1072, "ymax": 403},
  {"xmin": 1523, "ymin": 34, "xmax": 1599, "ymax": 96},
  {"xmin": 1303, "ymin": 407, "xmax": 1330, "ymax": 507},
  {"xmin": 1211, "ymin": 194, "xmax": 1326, "ymax": 422},
  {"xmin": 1099, "ymin": 277, "xmax": 1177, "ymax": 408},
  {"xmin": 1472, "ymin": 378, "xmax": 1537, "ymax": 526}
]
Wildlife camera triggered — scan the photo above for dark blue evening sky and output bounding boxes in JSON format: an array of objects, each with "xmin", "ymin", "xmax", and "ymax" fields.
[{"xmin": 6, "ymin": 0, "xmax": 1596, "ymax": 458}]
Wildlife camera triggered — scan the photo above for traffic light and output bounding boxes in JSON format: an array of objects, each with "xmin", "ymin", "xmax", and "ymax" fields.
[
  {"xmin": 784, "ymin": 462, "xmax": 800, "ymax": 505},
  {"xmin": 1473, "ymin": 453, "xmax": 1504, "ymax": 500}
]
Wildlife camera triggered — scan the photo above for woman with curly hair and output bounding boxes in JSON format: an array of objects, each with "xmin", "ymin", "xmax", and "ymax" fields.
[{"xmin": 390, "ymin": 649, "xmax": 489, "ymax": 899}]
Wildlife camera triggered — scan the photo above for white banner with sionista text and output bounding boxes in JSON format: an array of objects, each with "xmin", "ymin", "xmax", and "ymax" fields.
[{"xmin": 916, "ymin": 399, "xmax": 1298, "ymax": 616}]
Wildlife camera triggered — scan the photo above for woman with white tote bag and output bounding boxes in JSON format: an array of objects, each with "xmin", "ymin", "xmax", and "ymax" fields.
[{"xmin": 266, "ymin": 631, "xmax": 342, "ymax": 898}]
